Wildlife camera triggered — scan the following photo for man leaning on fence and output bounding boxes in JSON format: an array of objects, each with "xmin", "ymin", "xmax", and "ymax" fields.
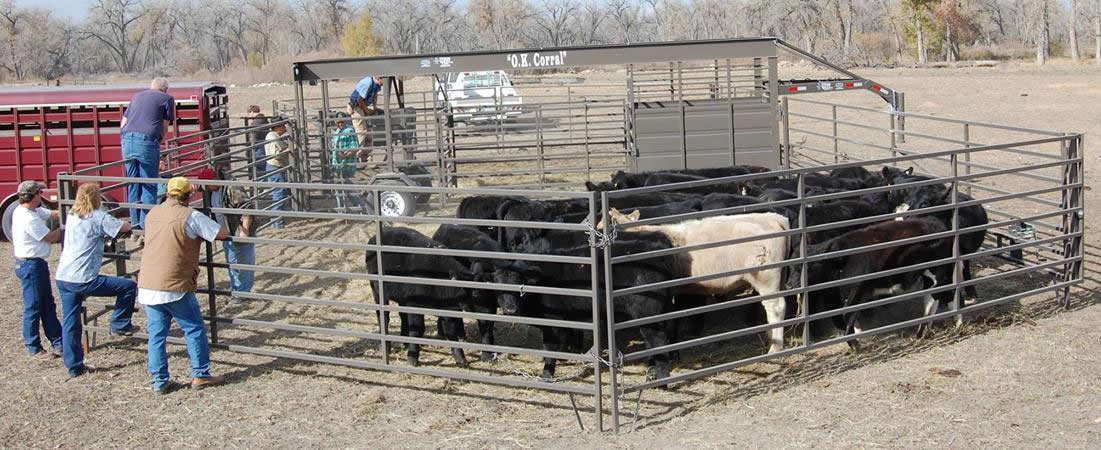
[
  {"xmin": 121, "ymin": 77, "xmax": 175, "ymax": 231},
  {"xmin": 331, "ymin": 112, "xmax": 365, "ymax": 213},
  {"xmin": 246, "ymin": 105, "xmax": 270, "ymax": 178},
  {"xmin": 201, "ymin": 168, "xmax": 256, "ymax": 301},
  {"xmin": 137, "ymin": 176, "xmax": 228, "ymax": 395},
  {"xmin": 11, "ymin": 180, "xmax": 63, "ymax": 358}
]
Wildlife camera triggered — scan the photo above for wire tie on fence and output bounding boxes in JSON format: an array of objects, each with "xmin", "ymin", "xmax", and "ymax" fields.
[{"xmin": 518, "ymin": 284, "xmax": 526, "ymax": 298}]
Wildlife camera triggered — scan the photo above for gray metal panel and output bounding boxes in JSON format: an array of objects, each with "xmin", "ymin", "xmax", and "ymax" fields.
[
  {"xmin": 633, "ymin": 98, "xmax": 780, "ymax": 171},
  {"xmin": 294, "ymin": 38, "xmax": 778, "ymax": 81}
]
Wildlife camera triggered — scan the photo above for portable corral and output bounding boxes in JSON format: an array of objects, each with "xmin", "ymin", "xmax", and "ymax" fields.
[{"xmin": 59, "ymin": 38, "xmax": 1084, "ymax": 434}]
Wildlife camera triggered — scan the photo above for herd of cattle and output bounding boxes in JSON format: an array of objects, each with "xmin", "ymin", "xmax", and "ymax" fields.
[{"xmin": 365, "ymin": 164, "xmax": 990, "ymax": 382}]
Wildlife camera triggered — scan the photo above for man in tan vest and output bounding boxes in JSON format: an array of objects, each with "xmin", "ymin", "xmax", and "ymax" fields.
[{"xmin": 138, "ymin": 176, "xmax": 228, "ymax": 395}]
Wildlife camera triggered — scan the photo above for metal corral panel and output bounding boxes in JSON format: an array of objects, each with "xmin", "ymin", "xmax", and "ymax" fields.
[{"xmin": 633, "ymin": 98, "xmax": 778, "ymax": 172}]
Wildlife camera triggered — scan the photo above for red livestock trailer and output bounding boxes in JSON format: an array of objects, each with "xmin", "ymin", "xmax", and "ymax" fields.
[{"xmin": 0, "ymin": 82, "xmax": 228, "ymax": 240}]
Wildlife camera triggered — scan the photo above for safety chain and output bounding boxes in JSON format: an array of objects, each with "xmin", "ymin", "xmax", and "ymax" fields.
[
  {"xmin": 582, "ymin": 216, "xmax": 618, "ymax": 249},
  {"xmin": 495, "ymin": 354, "xmax": 588, "ymax": 384},
  {"xmin": 585, "ymin": 345, "xmax": 624, "ymax": 369}
]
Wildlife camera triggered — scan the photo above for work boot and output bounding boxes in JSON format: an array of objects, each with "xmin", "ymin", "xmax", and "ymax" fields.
[
  {"xmin": 154, "ymin": 380, "xmax": 185, "ymax": 396},
  {"xmin": 190, "ymin": 375, "xmax": 226, "ymax": 390}
]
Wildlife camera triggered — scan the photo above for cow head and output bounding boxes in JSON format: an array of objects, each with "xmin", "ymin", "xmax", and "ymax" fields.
[
  {"xmin": 881, "ymin": 166, "xmax": 914, "ymax": 184},
  {"xmin": 492, "ymin": 262, "xmax": 541, "ymax": 315},
  {"xmin": 585, "ymin": 181, "xmax": 616, "ymax": 192}
]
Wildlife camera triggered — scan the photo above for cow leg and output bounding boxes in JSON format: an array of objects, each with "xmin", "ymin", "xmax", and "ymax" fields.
[
  {"xmin": 477, "ymin": 319, "xmax": 496, "ymax": 362},
  {"xmin": 405, "ymin": 313, "xmax": 424, "ymax": 367},
  {"xmin": 962, "ymin": 259, "xmax": 978, "ymax": 299},
  {"xmin": 538, "ymin": 325, "xmax": 564, "ymax": 380},
  {"xmin": 918, "ymin": 269, "xmax": 940, "ymax": 338},
  {"xmin": 438, "ymin": 317, "xmax": 469, "ymax": 368},
  {"xmin": 637, "ymin": 323, "xmax": 672, "ymax": 382}
]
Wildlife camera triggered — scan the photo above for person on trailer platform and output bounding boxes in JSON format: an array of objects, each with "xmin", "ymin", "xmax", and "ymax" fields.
[
  {"xmin": 11, "ymin": 180, "xmax": 63, "ymax": 358},
  {"xmin": 121, "ymin": 77, "xmax": 175, "ymax": 231},
  {"xmin": 347, "ymin": 75, "xmax": 384, "ymax": 150},
  {"xmin": 54, "ymin": 183, "xmax": 138, "ymax": 378},
  {"xmin": 138, "ymin": 176, "xmax": 228, "ymax": 394}
]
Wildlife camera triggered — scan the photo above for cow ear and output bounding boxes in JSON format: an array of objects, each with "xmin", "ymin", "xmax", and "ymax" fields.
[
  {"xmin": 627, "ymin": 210, "xmax": 641, "ymax": 221},
  {"xmin": 904, "ymin": 167, "xmax": 914, "ymax": 176}
]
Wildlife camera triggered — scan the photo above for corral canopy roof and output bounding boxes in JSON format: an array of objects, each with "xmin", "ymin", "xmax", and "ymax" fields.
[{"xmin": 293, "ymin": 37, "xmax": 782, "ymax": 81}]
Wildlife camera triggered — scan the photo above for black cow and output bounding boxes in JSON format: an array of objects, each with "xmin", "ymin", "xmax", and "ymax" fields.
[
  {"xmin": 456, "ymin": 195, "xmax": 524, "ymax": 236},
  {"xmin": 365, "ymin": 227, "xmax": 479, "ymax": 367},
  {"xmin": 492, "ymin": 230, "xmax": 677, "ymax": 380},
  {"xmin": 642, "ymin": 173, "xmax": 747, "ymax": 196},
  {"xmin": 431, "ymin": 224, "xmax": 506, "ymax": 361},
  {"xmin": 789, "ymin": 218, "xmax": 952, "ymax": 346}
]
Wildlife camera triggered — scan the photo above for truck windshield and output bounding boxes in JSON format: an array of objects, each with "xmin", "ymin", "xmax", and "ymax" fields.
[{"xmin": 463, "ymin": 73, "xmax": 504, "ymax": 89}]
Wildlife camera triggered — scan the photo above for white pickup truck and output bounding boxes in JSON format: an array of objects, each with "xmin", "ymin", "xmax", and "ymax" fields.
[{"xmin": 434, "ymin": 71, "xmax": 523, "ymax": 123}]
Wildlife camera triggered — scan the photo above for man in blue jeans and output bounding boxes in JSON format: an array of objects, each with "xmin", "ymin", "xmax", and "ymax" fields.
[
  {"xmin": 11, "ymin": 181, "xmax": 63, "ymax": 357},
  {"xmin": 263, "ymin": 120, "xmax": 291, "ymax": 229},
  {"xmin": 55, "ymin": 182, "xmax": 138, "ymax": 377},
  {"xmin": 138, "ymin": 176, "xmax": 228, "ymax": 394},
  {"xmin": 121, "ymin": 77, "xmax": 175, "ymax": 230}
]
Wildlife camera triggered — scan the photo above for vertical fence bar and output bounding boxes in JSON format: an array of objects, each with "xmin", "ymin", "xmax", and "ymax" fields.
[
  {"xmin": 584, "ymin": 101, "xmax": 592, "ymax": 182},
  {"xmin": 680, "ymin": 103, "xmax": 688, "ymax": 169},
  {"xmin": 383, "ymin": 79, "xmax": 394, "ymax": 172},
  {"xmin": 201, "ymin": 188, "xmax": 218, "ymax": 344},
  {"xmin": 589, "ymin": 193, "xmax": 604, "ymax": 432},
  {"xmin": 963, "ymin": 123, "xmax": 972, "ymax": 197},
  {"xmin": 537, "ymin": 108, "xmax": 545, "ymax": 186},
  {"xmin": 373, "ymin": 188, "xmax": 389, "ymax": 364},
  {"xmin": 896, "ymin": 92, "xmax": 906, "ymax": 144},
  {"xmin": 889, "ymin": 98, "xmax": 898, "ymax": 165},
  {"xmin": 798, "ymin": 173, "xmax": 809, "ymax": 346},
  {"xmin": 781, "ymin": 97, "xmax": 791, "ymax": 170},
  {"xmin": 832, "ymin": 105, "xmax": 839, "ymax": 164},
  {"xmin": 767, "ymin": 57, "xmax": 780, "ymax": 168},
  {"xmin": 601, "ymin": 190, "xmax": 619, "ymax": 434},
  {"xmin": 951, "ymin": 151, "xmax": 962, "ymax": 326}
]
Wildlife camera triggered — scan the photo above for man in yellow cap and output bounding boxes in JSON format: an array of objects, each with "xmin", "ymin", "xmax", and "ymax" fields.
[{"xmin": 138, "ymin": 176, "xmax": 228, "ymax": 395}]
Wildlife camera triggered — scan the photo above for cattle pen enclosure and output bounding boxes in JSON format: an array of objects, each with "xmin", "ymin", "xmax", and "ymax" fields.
[{"xmin": 58, "ymin": 38, "xmax": 1083, "ymax": 435}]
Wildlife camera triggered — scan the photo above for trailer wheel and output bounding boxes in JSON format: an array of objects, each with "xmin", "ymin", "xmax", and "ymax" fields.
[
  {"xmin": 368, "ymin": 180, "xmax": 417, "ymax": 217},
  {"xmin": 1, "ymin": 199, "xmax": 18, "ymax": 242}
]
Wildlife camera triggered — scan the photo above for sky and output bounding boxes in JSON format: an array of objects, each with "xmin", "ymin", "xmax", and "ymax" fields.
[{"xmin": 20, "ymin": 0, "xmax": 94, "ymax": 23}]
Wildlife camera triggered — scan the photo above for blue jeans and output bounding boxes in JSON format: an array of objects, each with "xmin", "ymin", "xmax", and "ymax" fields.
[
  {"xmin": 268, "ymin": 169, "xmax": 287, "ymax": 228},
  {"xmin": 223, "ymin": 241, "xmax": 255, "ymax": 294},
  {"xmin": 15, "ymin": 258, "xmax": 62, "ymax": 355},
  {"xmin": 122, "ymin": 132, "xmax": 162, "ymax": 229},
  {"xmin": 145, "ymin": 293, "xmax": 211, "ymax": 390},
  {"xmin": 57, "ymin": 276, "xmax": 137, "ymax": 376}
]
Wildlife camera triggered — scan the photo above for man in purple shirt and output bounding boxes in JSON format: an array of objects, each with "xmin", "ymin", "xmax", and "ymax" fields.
[{"xmin": 121, "ymin": 78, "xmax": 175, "ymax": 231}]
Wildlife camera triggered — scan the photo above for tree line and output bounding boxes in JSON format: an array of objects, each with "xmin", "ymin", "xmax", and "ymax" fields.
[{"xmin": 2, "ymin": 0, "xmax": 1100, "ymax": 83}]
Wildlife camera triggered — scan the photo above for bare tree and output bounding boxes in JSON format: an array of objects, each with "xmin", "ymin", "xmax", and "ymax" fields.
[
  {"xmin": 1036, "ymin": 0, "xmax": 1050, "ymax": 64},
  {"xmin": 246, "ymin": 0, "xmax": 281, "ymax": 65},
  {"xmin": 1068, "ymin": 0, "xmax": 1081, "ymax": 62},
  {"xmin": 535, "ymin": 0, "xmax": 579, "ymax": 47},
  {"xmin": 607, "ymin": 0, "xmax": 645, "ymax": 44},
  {"xmin": 83, "ymin": 0, "xmax": 148, "ymax": 72},
  {"xmin": 577, "ymin": 1, "xmax": 608, "ymax": 45}
]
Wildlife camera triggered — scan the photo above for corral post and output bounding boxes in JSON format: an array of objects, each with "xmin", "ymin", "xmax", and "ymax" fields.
[
  {"xmin": 589, "ymin": 192, "xmax": 604, "ymax": 432},
  {"xmin": 626, "ymin": 64, "xmax": 636, "ymax": 171},
  {"xmin": 320, "ymin": 80, "xmax": 332, "ymax": 187},
  {"xmin": 601, "ymin": 190, "xmax": 620, "ymax": 434},
  {"xmin": 888, "ymin": 99, "xmax": 898, "ymax": 165},
  {"xmin": 781, "ymin": 97, "xmax": 791, "ymax": 170},
  {"xmin": 895, "ymin": 92, "xmax": 906, "ymax": 144},
  {"xmin": 383, "ymin": 78, "xmax": 394, "ymax": 172},
  {"xmin": 1060, "ymin": 135, "xmax": 1084, "ymax": 308},
  {"xmin": 768, "ymin": 56, "xmax": 780, "ymax": 169},
  {"xmin": 679, "ymin": 103, "xmax": 687, "ymax": 169},
  {"xmin": 293, "ymin": 81, "xmax": 311, "ymax": 210},
  {"xmin": 537, "ymin": 108, "xmax": 546, "ymax": 186},
  {"xmin": 584, "ymin": 100, "xmax": 592, "ymax": 182},
  {"xmin": 201, "ymin": 188, "xmax": 219, "ymax": 344}
]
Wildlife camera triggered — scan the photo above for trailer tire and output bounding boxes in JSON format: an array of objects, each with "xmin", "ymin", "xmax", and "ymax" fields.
[
  {"xmin": 1, "ymin": 199, "xmax": 18, "ymax": 242},
  {"xmin": 367, "ymin": 180, "xmax": 417, "ymax": 217}
]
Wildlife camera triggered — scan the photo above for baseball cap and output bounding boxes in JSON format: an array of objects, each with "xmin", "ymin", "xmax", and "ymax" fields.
[
  {"xmin": 166, "ymin": 177, "xmax": 193, "ymax": 196},
  {"xmin": 17, "ymin": 180, "xmax": 45, "ymax": 196}
]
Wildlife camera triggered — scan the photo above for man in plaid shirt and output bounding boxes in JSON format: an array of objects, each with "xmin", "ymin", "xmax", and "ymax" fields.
[{"xmin": 331, "ymin": 112, "xmax": 365, "ymax": 212}]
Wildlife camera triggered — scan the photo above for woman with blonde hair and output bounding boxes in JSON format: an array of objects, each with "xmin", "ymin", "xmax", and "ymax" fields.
[{"xmin": 55, "ymin": 182, "xmax": 138, "ymax": 378}]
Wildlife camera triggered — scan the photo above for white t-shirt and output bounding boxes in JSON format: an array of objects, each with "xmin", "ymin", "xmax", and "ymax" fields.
[
  {"xmin": 137, "ymin": 210, "xmax": 223, "ymax": 306},
  {"xmin": 12, "ymin": 205, "xmax": 52, "ymax": 258}
]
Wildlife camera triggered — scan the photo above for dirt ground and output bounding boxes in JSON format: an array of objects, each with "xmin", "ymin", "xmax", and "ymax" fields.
[{"xmin": 2, "ymin": 62, "xmax": 1101, "ymax": 447}]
